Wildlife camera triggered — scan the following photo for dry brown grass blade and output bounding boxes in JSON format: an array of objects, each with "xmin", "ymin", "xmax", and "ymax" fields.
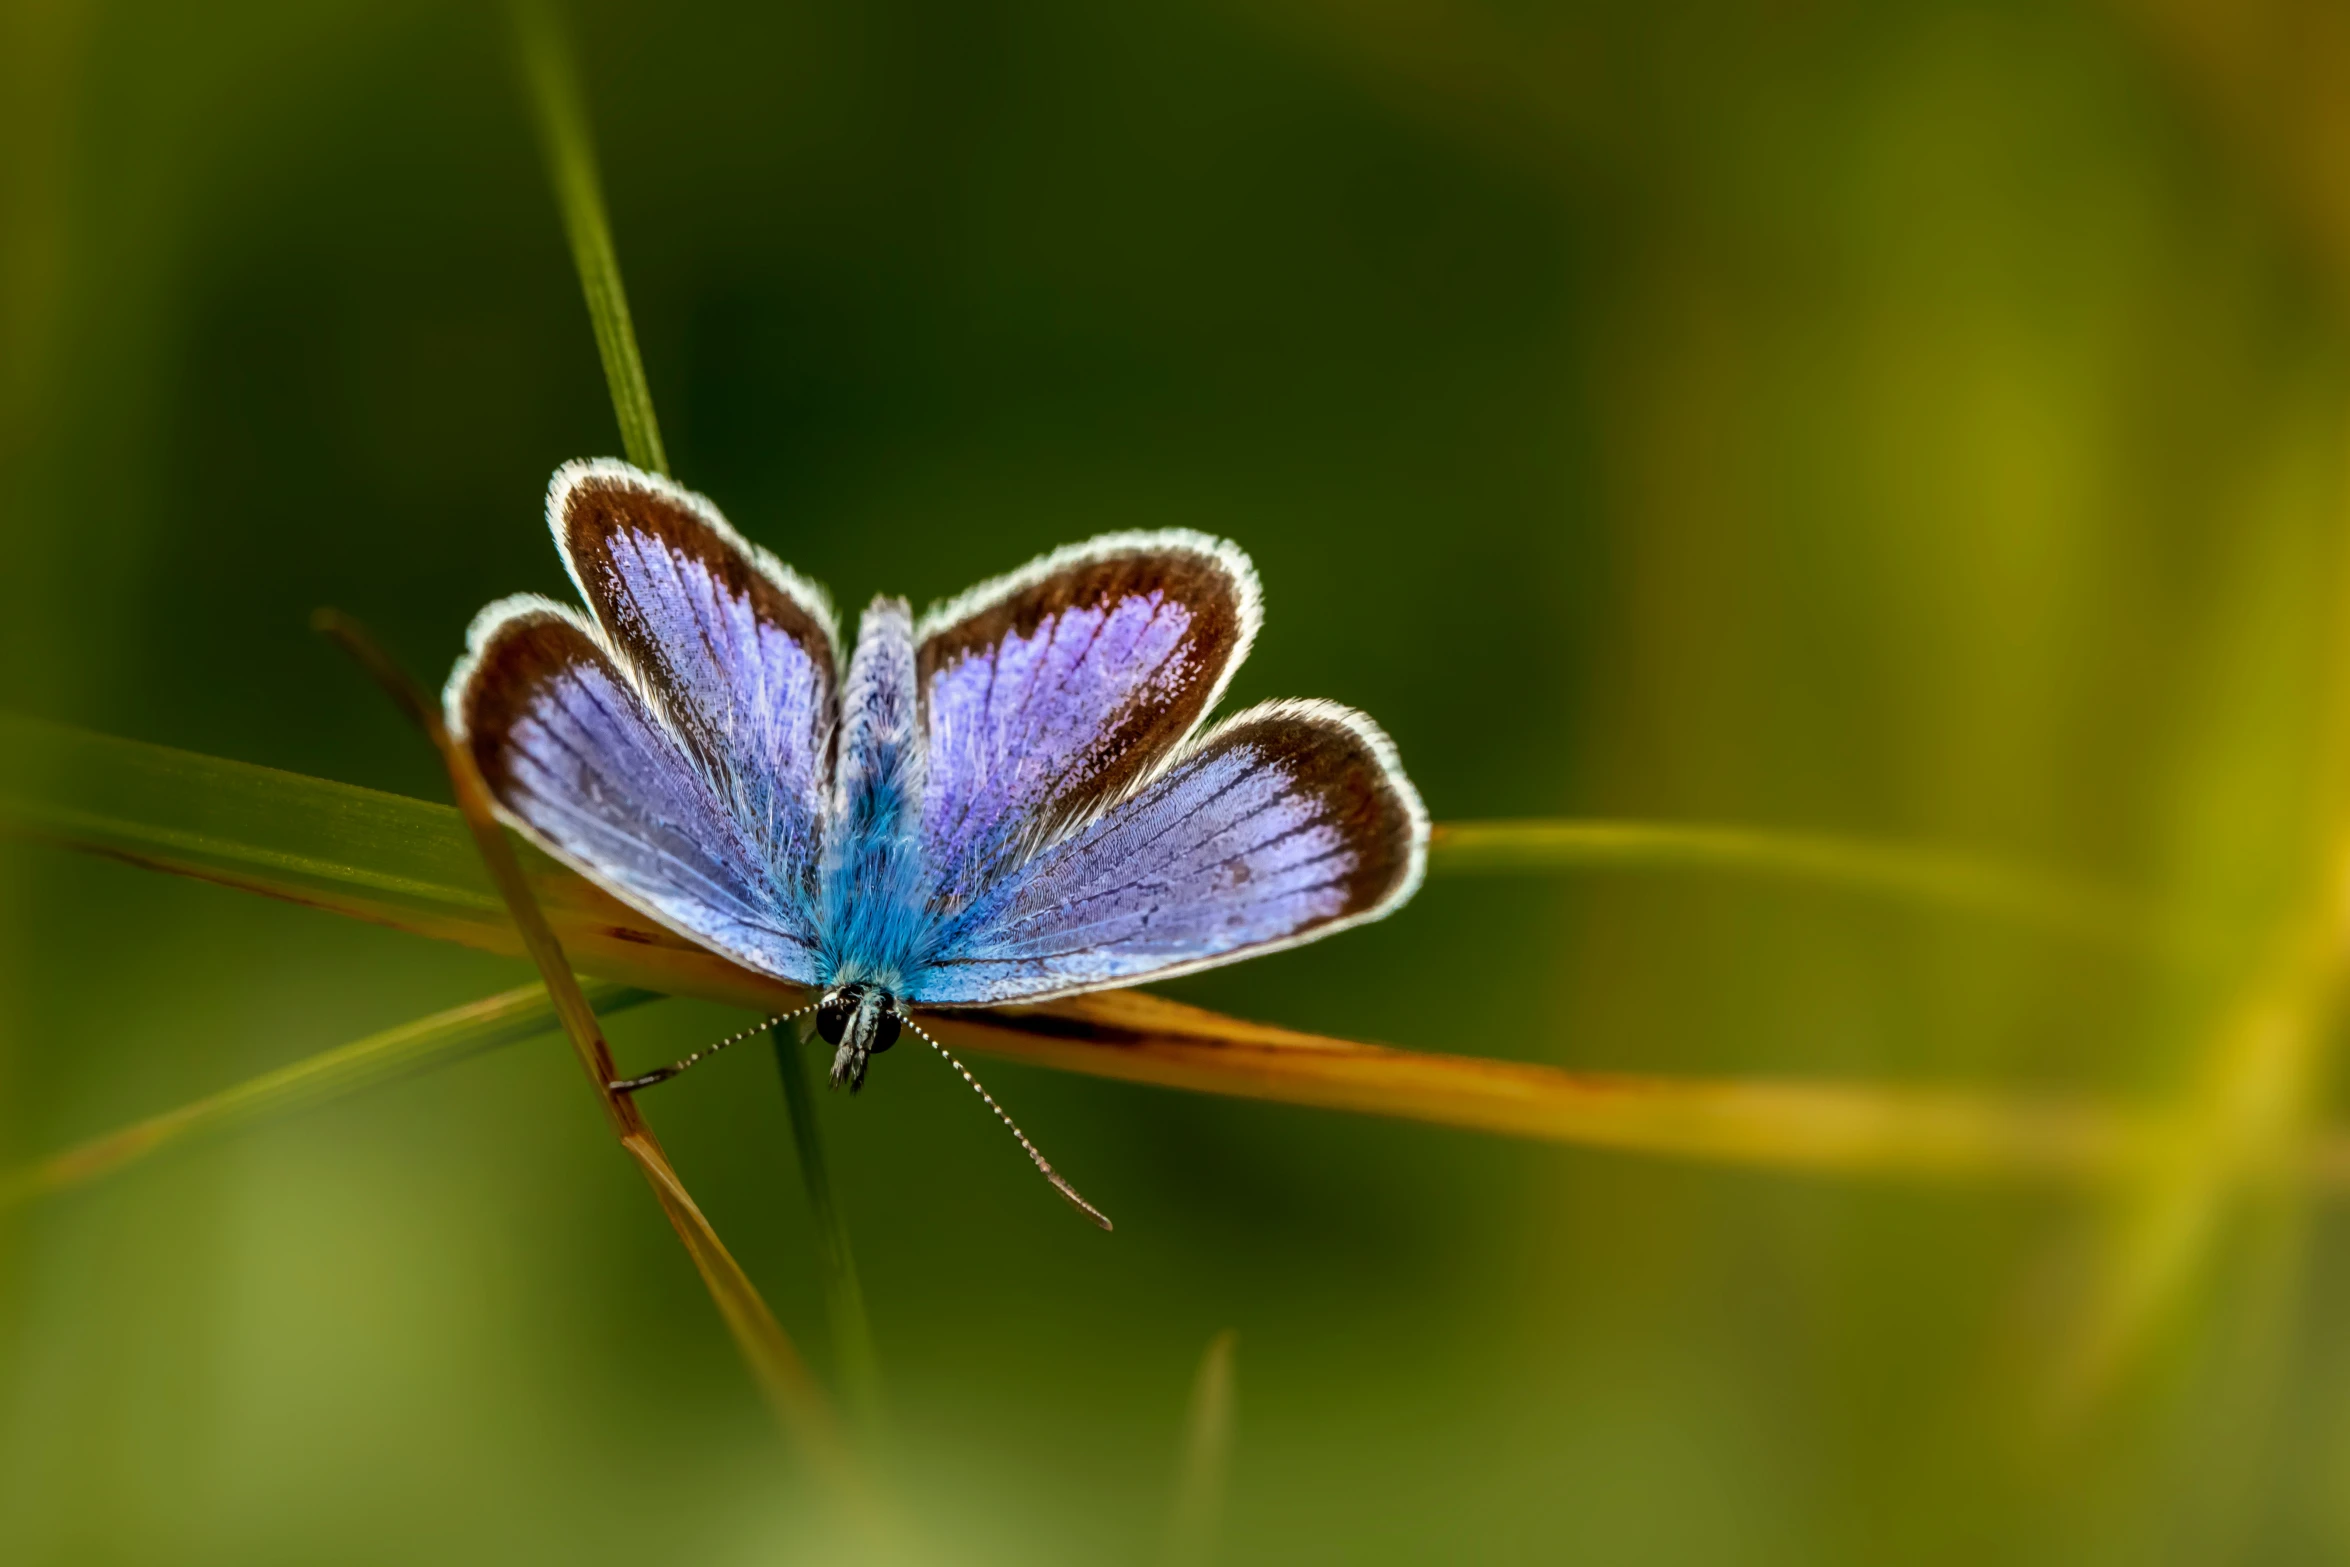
[
  {"xmin": 21, "ymin": 962, "xmax": 2350, "ymax": 1226},
  {"xmin": 928, "ymin": 990, "xmax": 2160, "ymax": 1182},
  {"xmin": 312, "ymin": 611, "xmax": 874, "ymax": 1517},
  {"xmin": 621, "ymin": 1131, "xmax": 850, "ymax": 1473}
]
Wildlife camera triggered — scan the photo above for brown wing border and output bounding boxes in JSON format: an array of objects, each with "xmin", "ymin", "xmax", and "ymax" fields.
[
  {"xmin": 927, "ymin": 695, "xmax": 1430, "ymax": 1006},
  {"xmin": 913, "ymin": 528, "xmax": 1265, "ymax": 838},
  {"xmin": 541, "ymin": 458, "xmax": 841, "ymax": 766}
]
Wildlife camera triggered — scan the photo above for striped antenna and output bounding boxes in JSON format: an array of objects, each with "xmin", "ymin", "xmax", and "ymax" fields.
[
  {"xmin": 903, "ymin": 1015, "xmax": 1114, "ymax": 1231},
  {"xmin": 610, "ymin": 1000, "xmax": 818, "ymax": 1094}
]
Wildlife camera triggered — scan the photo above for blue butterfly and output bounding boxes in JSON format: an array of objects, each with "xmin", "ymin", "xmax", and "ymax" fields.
[{"xmin": 446, "ymin": 460, "xmax": 1427, "ymax": 1220}]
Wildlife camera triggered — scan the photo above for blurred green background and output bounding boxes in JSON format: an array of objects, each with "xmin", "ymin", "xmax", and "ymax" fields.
[{"xmin": 7, "ymin": 0, "xmax": 2350, "ymax": 1561}]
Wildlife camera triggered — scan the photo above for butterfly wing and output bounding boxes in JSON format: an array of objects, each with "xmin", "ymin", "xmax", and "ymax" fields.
[
  {"xmin": 552, "ymin": 460, "xmax": 838, "ymax": 879},
  {"xmin": 913, "ymin": 529, "xmax": 1261, "ymax": 918},
  {"xmin": 911, "ymin": 699, "xmax": 1427, "ymax": 1004},
  {"xmin": 445, "ymin": 461, "xmax": 839, "ymax": 985},
  {"xmin": 447, "ymin": 603, "xmax": 825, "ymax": 983}
]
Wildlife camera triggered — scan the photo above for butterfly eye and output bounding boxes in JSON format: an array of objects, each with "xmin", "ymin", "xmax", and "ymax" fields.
[
  {"xmin": 815, "ymin": 989, "xmax": 857, "ymax": 1046},
  {"xmin": 871, "ymin": 1006, "xmax": 901, "ymax": 1053}
]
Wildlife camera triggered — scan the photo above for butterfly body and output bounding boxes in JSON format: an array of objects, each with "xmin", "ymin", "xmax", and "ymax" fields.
[
  {"xmin": 818, "ymin": 599, "xmax": 927, "ymax": 1000},
  {"xmin": 449, "ymin": 460, "xmax": 1428, "ymax": 1096}
]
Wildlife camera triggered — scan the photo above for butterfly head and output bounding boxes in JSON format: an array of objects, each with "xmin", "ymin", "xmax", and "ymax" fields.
[{"xmin": 816, "ymin": 982, "xmax": 902, "ymax": 1092}]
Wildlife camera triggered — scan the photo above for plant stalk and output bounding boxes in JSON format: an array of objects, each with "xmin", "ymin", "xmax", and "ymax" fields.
[
  {"xmin": 0, "ymin": 980, "xmax": 658, "ymax": 1207},
  {"xmin": 314, "ymin": 610, "xmax": 877, "ymax": 1522},
  {"xmin": 1428, "ymin": 819, "xmax": 2202, "ymax": 959},
  {"xmin": 505, "ymin": 6, "xmax": 909, "ymax": 1460},
  {"xmin": 510, "ymin": 0, "xmax": 668, "ymax": 475},
  {"xmin": 774, "ymin": 1019, "xmax": 886, "ymax": 1440},
  {"xmin": 1161, "ymin": 1329, "xmax": 1237, "ymax": 1567}
]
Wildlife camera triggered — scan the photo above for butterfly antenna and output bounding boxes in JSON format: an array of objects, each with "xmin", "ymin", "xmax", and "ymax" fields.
[
  {"xmin": 903, "ymin": 1015, "xmax": 1114, "ymax": 1231},
  {"xmin": 610, "ymin": 1001, "xmax": 818, "ymax": 1094}
]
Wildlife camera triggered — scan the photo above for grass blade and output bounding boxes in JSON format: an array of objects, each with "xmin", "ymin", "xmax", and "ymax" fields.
[
  {"xmin": 775, "ymin": 1020, "xmax": 886, "ymax": 1439},
  {"xmin": 0, "ymin": 981, "xmax": 659, "ymax": 1207},
  {"xmin": 314, "ymin": 614, "xmax": 876, "ymax": 1520},
  {"xmin": 1429, "ymin": 820, "xmax": 2195, "ymax": 957},
  {"xmin": 508, "ymin": 0, "xmax": 904, "ymax": 1471},
  {"xmin": 508, "ymin": 0, "xmax": 903, "ymax": 1471},
  {"xmin": 509, "ymin": 0, "xmax": 667, "ymax": 475},
  {"xmin": 0, "ymin": 713, "xmax": 2182, "ymax": 979},
  {"xmin": 29, "ymin": 966, "xmax": 2350, "ymax": 1218},
  {"xmin": 2056, "ymin": 488, "xmax": 2350, "ymax": 1408},
  {"xmin": 5, "ymin": 711, "xmax": 2310, "ymax": 1187},
  {"xmin": 927, "ymin": 988, "xmax": 2158, "ymax": 1182},
  {"xmin": 1161, "ymin": 1329, "xmax": 1237, "ymax": 1567},
  {"xmin": 0, "ymin": 711, "xmax": 775, "ymax": 1004}
]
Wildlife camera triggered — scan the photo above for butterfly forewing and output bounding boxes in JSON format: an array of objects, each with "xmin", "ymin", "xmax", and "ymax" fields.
[
  {"xmin": 913, "ymin": 531, "xmax": 1261, "ymax": 916},
  {"xmin": 448, "ymin": 603, "xmax": 826, "ymax": 985},
  {"xmin": 552, "ymin": 460, "xmax": 838, "ymax": 888},
  {"xmin": 911, "ymin": 698, "xmax": 1427, "ymax": 1004}
]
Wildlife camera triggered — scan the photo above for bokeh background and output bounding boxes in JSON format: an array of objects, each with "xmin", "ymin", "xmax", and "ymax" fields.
[{"xmin": 7, "ymin": 0, "xmax": 2350, "ymax": 1561}]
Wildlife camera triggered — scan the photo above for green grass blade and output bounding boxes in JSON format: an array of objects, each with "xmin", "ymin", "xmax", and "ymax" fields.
[
  {"xmin": 774, "ymin": 1021, "xmax": 886, "ymax": 1439},
  {"xmin": 0, "ymin": 712, "xmax": 497, "ymax": 912},
  {"xmin": 1429, "ymin": 820, "xmax": 2197, "ymax": 958},
  {"xmin": 1, "ymin": 980, "xmax": 660, "ymax": 1207},
  {"xmin": 0, "ymin": 711, "xmax": 746, "ymax": 991},
  {"xmin": 2, "ymin": 715, "xmax": 2183, "ymax": 963},
  {"xmin": 509, "ymin": 0, "xmax": 668, "ymax": 475},
  {"xmin": 1161, "ymin": 1328, "xmax": 1237, "ymax": 1567},
  {"xmin": 2058, "ymin": 532, "xmax": 2350, "ymax": 1409}
]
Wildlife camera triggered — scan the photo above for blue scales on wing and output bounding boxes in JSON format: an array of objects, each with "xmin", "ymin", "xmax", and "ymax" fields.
[
  {"xmin": 445, "ymin": 461, "xmax": 839, "ymax": 986},
  {"xmin": 910, "ymin": 531, "xmax": 1262, "ymax": 919},
  {"xmin": 903, "ymin": 534, "xmax": 1428, "ymax": 1004}
]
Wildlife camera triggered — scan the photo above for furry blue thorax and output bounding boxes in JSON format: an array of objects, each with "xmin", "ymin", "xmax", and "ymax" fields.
[{"xmin": 817, "ymin": 596, "xmax": 932, "ymax": 995}]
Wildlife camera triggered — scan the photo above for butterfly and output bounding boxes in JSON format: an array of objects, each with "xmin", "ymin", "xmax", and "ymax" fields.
[{"xmin": 445, "ymin": 459, "xmax": 1428, "ymax": 1224}]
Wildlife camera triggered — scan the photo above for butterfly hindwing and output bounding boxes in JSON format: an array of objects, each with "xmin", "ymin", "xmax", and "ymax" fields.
[
  {"xmin": 914, "ymin": 530, "xmax": 1261, "ymax": 916},
  {"xmin": 911, "ymin": 699, "xmax": 1427, "ymax": 1004},
  {"xmin": 447, "ymin": 601, "xmax": 825, "ymax": 985},
  {"xmin": 552, "ymin": 460, "xmax": 838, "ymax": 897}
]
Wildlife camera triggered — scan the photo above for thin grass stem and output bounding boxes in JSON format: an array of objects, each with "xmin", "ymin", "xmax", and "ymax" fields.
[
  {"xmin": 0, "ymin": 980, "xmax": 658, "ymax": 1208},
  {"xmin": 774, "ymin": 1019, "xmax": 886, "ymax": 1439},
  {"xmin": 509, "ymin": 0, "xmax": 668, "ymax": 475}
]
